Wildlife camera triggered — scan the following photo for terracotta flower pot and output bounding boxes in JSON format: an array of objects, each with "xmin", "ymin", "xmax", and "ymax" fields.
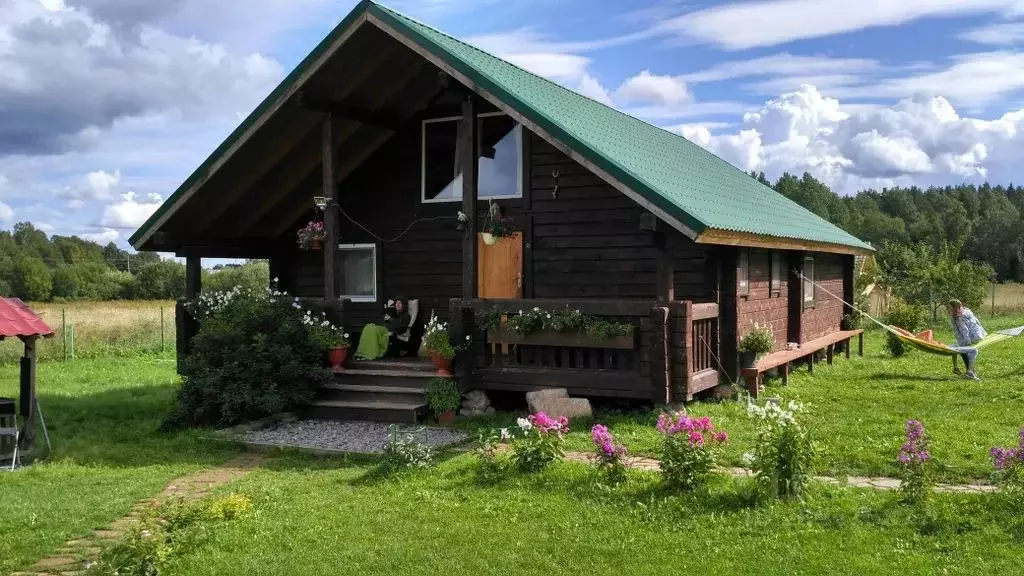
[
  {"xmin": 481, "ymin": 232, "xmax": 497, "ymax": 246},
  {"xmin": 438, "ymin": 410, "xmax": 457, "ymax": 426},
  {"xmin": 740, "ymin": 351, "xmax": 759, "ymax": 370},
  {"xmin": 311, "ymin": 238, "xmax": 322, "ymax": 250},
  {"xmin": 431, "ymin": 353, "xmax": 453, "ymax": 376},
  {"xmin": 328, "ymin": 345, "xmax": 350, "ymax": 372}
]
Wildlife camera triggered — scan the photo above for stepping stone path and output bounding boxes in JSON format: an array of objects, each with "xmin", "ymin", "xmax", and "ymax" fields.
[
  {"xmin": 562, "ymin": 452, "xmax": 997, "ymax": 494},
  {"xmin": 12, "ymin": 454, "xmax": 266, "ymax": 576}
]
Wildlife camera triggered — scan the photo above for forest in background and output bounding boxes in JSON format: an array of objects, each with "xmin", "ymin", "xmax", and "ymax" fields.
[{"xmin": 0, "ymin": 222, "xmax": 267, "ymax": 301}]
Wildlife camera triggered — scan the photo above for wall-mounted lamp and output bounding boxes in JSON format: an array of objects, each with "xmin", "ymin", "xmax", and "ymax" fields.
[
  {"xmin": 551, "ymin": 169, "xmax": 560, "ymax": 199},
  {"xmin": 313, "ymin": 196, "xmax": 331, "ymax": 211}
]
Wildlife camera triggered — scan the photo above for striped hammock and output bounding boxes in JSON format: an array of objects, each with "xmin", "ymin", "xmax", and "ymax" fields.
[{"xmin": 885, "ymin": 325, "xmax": 1024, "ymax": 357}]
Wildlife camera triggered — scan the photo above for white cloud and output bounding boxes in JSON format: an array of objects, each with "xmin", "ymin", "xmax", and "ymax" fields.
[
  {"xmin": 85, "ymin": 169, "xmax": 120, "ymax": 200},
  {"xmin": 576, "ymin": 74, "xmax": 613, "ymax": 105},
  {"xmin": 624, "ymin": 100, "xmax": 751, "ymax": 121},
  {"xmin": 465, "ymin": 27, "xmax": 652, "ymax": 55},
  {"xmin": 0, "ymin": 200, "xmax": 14, "ymax": 224},
  {"xmin": 681, "ymin": 84, "xmax": 1024, "ymax": 193},
  {"xmin": 658, "ymin": 0, "xmax": 1024, "ymax": 50},
  {"xmin": 958, "ymin": 21, "xmax": 1024, "ymax": 45},
  {"xmin": 80, "ymin": 227, "xmax": 120, "ymax": 243},
  {"xmin": 101, "ymin": 191, "xmax": 163, "ymax": 229},
  {"xmin": 681, "ymin": 54, "xmax": 880, "ymax": 83},
  {"xmin": 614, "ymin": 70, "xmax": 691, "ymax": 105},
  {"xmin": 500, "ymin": 53, "xmax": 592, "ymax": 81}
]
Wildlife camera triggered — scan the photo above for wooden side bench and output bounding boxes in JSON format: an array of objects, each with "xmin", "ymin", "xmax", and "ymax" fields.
[{"xmin": 741, "ymin": 329, "xmax": 863, "ymax": 397}]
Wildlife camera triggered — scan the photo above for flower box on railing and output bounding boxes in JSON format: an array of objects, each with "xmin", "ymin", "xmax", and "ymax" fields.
[{"xmin": 488, "ymin": 327, "xmax": 636, "ymax": 350}]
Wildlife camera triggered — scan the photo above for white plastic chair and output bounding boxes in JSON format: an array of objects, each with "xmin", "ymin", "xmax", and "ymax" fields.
[{"xmin": 0, "ymin": 422, "xmax": 18, "ymax": 472}]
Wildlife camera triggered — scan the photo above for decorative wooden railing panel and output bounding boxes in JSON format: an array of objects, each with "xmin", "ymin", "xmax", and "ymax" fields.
[
  {"xmin": 685, "ymin": 301, "xmax": 720, "ymax": 399},
  {"xmin": 452, "ymin": 298, "xmax": 654, "ymax": 400}
]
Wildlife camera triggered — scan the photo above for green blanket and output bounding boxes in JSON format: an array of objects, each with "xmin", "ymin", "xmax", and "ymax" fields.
[{"xmin": 355, "ymin": 324, "xmax": 390, "ymax": 360}]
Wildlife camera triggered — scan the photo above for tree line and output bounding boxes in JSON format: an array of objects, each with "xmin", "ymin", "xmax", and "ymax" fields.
[
  {"xmin": 0, "ymin": 222, "xmax": 267, "ymax": 301},
  {"xmin": 752, "ymin": 171, "xmax": 1024, "ymax": 282}
]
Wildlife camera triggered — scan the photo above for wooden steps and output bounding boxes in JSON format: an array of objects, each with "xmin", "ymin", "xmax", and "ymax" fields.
[{"xmin": 307, "ymin": 357, "xmax": 436, "ymax": 422}]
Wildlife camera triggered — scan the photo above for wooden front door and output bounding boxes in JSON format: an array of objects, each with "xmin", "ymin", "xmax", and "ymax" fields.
[{"xmin": 478, "ymin": 232, "xmax": 523, "ymax": 298}]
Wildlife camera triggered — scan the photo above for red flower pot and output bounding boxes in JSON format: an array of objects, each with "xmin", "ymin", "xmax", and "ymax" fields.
[
  {"xmin": 311, "ymin": 238, "xmax": 322, "ymax": 250},
  {"xmin": 431, "ymin": 354, "xmax": 452, "ymax": 376},
  {"xmin": 328, "ymin": 345, "xmax": 350, "ymax": 372},
  {"xmin": 438, "ymin": 410, "xmax": 457, "ymax": 426}
]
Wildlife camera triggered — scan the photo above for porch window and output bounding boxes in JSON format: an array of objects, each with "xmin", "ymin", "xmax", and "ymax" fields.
[
  {"xmin": 337, "ymin": 243, "xmax": 377, "ymax": 302},
  {"xmin": 770, "ymin": 251, "xmax": 782, "ymax": 293},
  {"xmin": 803, "ymin": 255, "xmax": 815, "ymax": 304},
  {"xmin": 421, "ymin": 112, "xmax": 523, "ymax": 203},
  {"xmin": 738, "ymin": 249, "xmax": 749, "ymax": 296}
]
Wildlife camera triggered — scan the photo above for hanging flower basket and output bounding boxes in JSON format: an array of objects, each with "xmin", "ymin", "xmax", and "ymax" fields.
[
  {"xmin": 297, "ymin": 221, "xmax": 326, "ymax": 251},
  {"xmin": 481, "ymin": 232, "xmax": 497, "ymax": 246},
  {"xmin": 480, "ymin": 200, "xmax": 514, "ymax": 247}
]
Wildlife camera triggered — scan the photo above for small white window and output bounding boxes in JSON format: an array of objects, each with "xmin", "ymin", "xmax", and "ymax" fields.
[
  {"xmin": 803, "ymin": 255, "xmax": 815, "ymax": 303},
  {"xmin": 738, "ymin": 250, "xmax": 750, "ymax": 296},
  {"xmin": 770, "ymin": 251, "xmax": 783, "ymax": 292},
  {"xmin": 337, "ymin": 244, "xmax": 376, "ymax": 302},
  {"xmin": 421, "ymin": 112, "xmax": 523, "ymax": 203}
]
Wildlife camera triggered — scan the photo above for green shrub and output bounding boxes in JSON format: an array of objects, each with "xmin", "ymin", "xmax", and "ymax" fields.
[
  {"xmin": 738, "ymin": 323, "xmax": 774, "ymax": 355},
  {"xmin": 884, "ymin": 298, "xmax": 925, "ymax": 357},
  {"xmin": 164, "ymin": 287, "xmax": 329, "ymax": 429},
  {"xmin": 510, "ymin": 413, "xmax": 568, "ymax": 473},
  {"xmin": 425, "ymin": 377, "xmax": 461, "ymax": 418},
  {"xmin": 381, "ymin": 426, "xmax": 433, "ymax": 473}
]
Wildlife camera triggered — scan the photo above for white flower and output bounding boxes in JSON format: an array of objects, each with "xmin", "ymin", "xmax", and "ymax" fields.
[
  {"xmin": 533, "ymin": 307, "xmax": 540, "ymax": 312},
  {"xmin": 742, "ymin": 452, "xmax": 755, "ymax": 466},
  {"xmin": 500, "ymin": 428, "xmax": 511, "ymax": 441},
  {"xmin": 273, "ymin": 277, "xmax": 279, "ymax": 283},
  {"xmin": 516, "ymin": 417, "xmax": 531, "ymax": 431},
  {"xmin": 465, "ymin": 335, "xmax": 471, "ymax": 341},
  {"xmin": 546, "ymin": 314, "xmax": 551, "ymax": 319},
  {"xmin": 343, "ymin": 333, "xmax": 350, "ymax": 339}
]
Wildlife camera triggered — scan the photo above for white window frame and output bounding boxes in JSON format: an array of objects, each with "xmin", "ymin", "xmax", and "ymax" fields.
[
  {"xmin": 738, "ymin": 249, "xmax": 750, "ymax": 296},
  {"xmin": 337, "ymin": 243, "xmax": 377, "ymax": 303},
  {"xmin": 770, "ymin": 251, "xmax": 783, "ymax": 293},
  {"xmin": 803, "ymin": 255, "xmax": 815, "ymax": 304},
  {"xmin": 421, "ymin": 112, "xmax": 523, "ymax": 204}
]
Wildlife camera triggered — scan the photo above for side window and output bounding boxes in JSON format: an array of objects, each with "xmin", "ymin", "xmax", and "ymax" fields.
[
  {"xmin": 738, "ymin": 249, "xmax": 750, "ymax": 296},
  {"xmin": 770, "ymin": 251, "xmax": 782, "ymax": 293},
  {"xmin": 803, "ymin": 255, "xmax": 815, "ymax": 305}
]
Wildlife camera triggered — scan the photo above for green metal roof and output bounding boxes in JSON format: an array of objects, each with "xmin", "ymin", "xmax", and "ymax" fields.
[{"xmin": 131, "ymin": 0, "xmax": 873, "ymax": 254}]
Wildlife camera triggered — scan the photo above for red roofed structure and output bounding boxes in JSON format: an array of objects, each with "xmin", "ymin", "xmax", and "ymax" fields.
[
  {"xmin": 0, "ymin": 297, "xmax": 53, "ymax": 460},
  {"xmin": 0, "ymin": 298, "xmax": 54, "ymax": 339}
]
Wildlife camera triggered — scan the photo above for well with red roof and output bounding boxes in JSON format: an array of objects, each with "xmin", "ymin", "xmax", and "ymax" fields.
[{"xmin": 0, "ymin": 298, "xmax": 53, "ymax": 458}]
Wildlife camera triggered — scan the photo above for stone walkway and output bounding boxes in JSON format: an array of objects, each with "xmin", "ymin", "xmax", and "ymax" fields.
[
  {"xmin": 562, "ymin": 452, "xmax": 997, "ymax": 494},
  {"xmin": 13, "ymin": 454, "xmax": 267, "ymax": 576}
]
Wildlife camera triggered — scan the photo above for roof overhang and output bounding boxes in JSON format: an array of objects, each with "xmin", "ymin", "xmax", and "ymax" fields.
[{"xmin": 695, "ymin": 228, "xmax": 875, "ymax": 256}]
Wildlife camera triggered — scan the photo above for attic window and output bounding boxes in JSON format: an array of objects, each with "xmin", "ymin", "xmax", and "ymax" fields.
[{"xmin": 421, "ymin": 112, "xmax": 523, "ymax": 203}]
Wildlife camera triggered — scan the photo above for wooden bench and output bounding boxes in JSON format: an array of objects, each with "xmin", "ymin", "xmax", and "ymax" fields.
[{"xmin": 741, "ymin": 329, "xmax": 863, "ymax": 397}]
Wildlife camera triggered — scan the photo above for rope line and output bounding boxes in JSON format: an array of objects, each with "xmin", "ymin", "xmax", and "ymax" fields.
[{"xmin": 334, "ymin": 204, "xmax": 455, "ymax": 244}]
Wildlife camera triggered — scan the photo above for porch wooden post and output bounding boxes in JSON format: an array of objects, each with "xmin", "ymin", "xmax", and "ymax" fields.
[
  {"xmin": 185, "ymin": 256, "xmax": 202, "ymax": 299},
  {"xmin": 654, "ymin": 231, "xmax": 674, "ymax": 304},
  {"xmin": 19, "ymin": 336, "xmax": 36, "ymax": 454},
  {"xmin": 842, "ymin": 254, "xmax": 855, "ymax": 318},
  {"xmin": 719, "ymin": 247, "xmax": 739, "ymax": 383},
  {"xmin": 460, "ymin": 96, "xmax": 479, "ymax": 299},
  {"xmin": 787, "ymin": 252, "xmax": 803, "ymax": 345},
  {"xmin": 322, "ymin": 115, "xmax": 338, "ymax": 303}
]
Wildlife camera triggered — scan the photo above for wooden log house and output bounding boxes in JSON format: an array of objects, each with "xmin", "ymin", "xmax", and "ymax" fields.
[{"xmin": 131, "ymin": 1, "xmax": 874, "ymax": 421}]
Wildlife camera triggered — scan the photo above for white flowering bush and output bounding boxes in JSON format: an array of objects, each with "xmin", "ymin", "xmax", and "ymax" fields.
[
  {"xmin": 746, "ymin": 400, "xmax": 815, "ymax": 500},
  {"xmin": 166, "ymin": 281, "xmax": 330, "ymax": 429},
  {"xmin": 422, "ymin": 313, "xmax": 469, "ymax": 360}
]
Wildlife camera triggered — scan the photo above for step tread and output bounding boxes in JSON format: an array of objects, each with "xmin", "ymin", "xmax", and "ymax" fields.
[
  {"xmin": 319, "ymin": 383, "xmax": 425, "ymax": 395},
  {"xmin": 348, "ymin": 359, "xmax": 434, "ymax": 371},
  {"xmin": 311, "ymin": 399, "xmax": 426, "ymax": 410},
  {"xmin": 335, "ymin": 368, "xmax": 437, "ymax": 378}
]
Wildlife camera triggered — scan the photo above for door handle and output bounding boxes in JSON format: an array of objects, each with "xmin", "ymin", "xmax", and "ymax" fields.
[{"xmin": 517, "ymin": 273, "xmax": 522, "ymax": 288}]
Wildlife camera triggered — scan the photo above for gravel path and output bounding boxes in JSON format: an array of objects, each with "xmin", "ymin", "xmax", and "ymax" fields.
[{"xmin": 243, "ymin": 420, "xmax": 468, "ymax": 454}]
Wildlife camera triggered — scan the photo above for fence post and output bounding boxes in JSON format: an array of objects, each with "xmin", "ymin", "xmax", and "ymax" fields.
[
  {"xmin": 160, "ymin": 307, "xmax": 166, "ymax": 353},
  {"xmin": 69, "ymin": 324, "xmax": 75, "ymax": 361},
  {"xmin": 62, "ymin": 308, "xmax": 67, "ymax": 362},
  {"xmin": 991, "ymin": 282, "xmax": 996, "ymax": 318}
]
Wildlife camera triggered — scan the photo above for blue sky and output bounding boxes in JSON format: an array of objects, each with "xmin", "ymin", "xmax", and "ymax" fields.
[{"xmin": 2, "ymin": 0, "xmax": 1024, "ymax": 251}]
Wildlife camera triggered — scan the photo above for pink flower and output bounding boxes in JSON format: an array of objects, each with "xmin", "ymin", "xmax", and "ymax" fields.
[
  {"xmin": 688, "ymin": 431, "xmax": 704, "ymax": 446},
  {"xmin": 713, "ymin": 431, "xmax": 729, "ymax": 443}
]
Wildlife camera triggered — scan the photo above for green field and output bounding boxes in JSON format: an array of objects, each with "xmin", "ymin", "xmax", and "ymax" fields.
[{"xmin": 1, "ymin": 304, "xmax": 1023, "ymax": 574}]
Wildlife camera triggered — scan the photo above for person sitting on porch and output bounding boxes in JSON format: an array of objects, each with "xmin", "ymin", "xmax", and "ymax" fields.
[
  {"xmin": 949, "ymin": 299, "xmax": 986, "ymax": 381},
  {"xmin": 354, "ymin": 297, "xmax": 412, "ymax": 360}
]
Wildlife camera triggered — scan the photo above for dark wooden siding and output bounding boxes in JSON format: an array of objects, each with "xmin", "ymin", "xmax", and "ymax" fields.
[
  {"xmin": 738, "ymin": 250, "xmax": 789, "ymax": 352},
  {"xmin": 802, "ymin": 253, "xmax": 845, "ymax": 342},
  {"xmin": 273, "ymin": 123, "xmax": 716, "ymax": 330}
]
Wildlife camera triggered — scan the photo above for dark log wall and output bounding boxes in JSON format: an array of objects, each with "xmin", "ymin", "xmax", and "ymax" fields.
[
  {"xmin": 801, "ymin": 253, "xmax": 846, "ymax": 342},
  {"xmin": 273, "ymin": 122, "xmax": 716, "ymax": 332},
  {"xmin": 738, "ymin": 250, "xmax": 789, "ymax": 352}
]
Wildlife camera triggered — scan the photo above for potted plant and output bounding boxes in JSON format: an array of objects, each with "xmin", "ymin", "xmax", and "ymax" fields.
[
  {"xmin": 305, "ymin": 312, "xmax": 350, "ymax": 372},
  {"xmin": 297, "ymin": 220, "xmax": 326, "ymax": 250},
  {"xmin": 738, "ymin": 323, "xmax": 773, "ymax": 369},
  {"xmin": 480, "ymin": 201, "xmax": 514, "ymax": 246},
  {"xmin": 422, "ymin": 313, "xmax": 468, "ymax": 376},
  {"xmin": 426, "ymin": 377, "xmax": 461, "ymax": 425}
]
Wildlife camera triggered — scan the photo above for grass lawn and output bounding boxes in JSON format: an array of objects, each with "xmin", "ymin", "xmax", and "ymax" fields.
[
  {"xmin": 458, "ymin": 317, "xmax": 1024, "ymax": 483},
  {"xmin": 0, "ymin": 356, "xmax": 238, "ymax": 574},
  {"xmin": 165, "ymin": 455, "xmax": 1024, "ymax": 576}
]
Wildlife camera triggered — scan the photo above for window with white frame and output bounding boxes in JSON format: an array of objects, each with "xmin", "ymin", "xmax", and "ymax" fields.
[
  {"xmin": 738, "ymin": 249, "xmax": 750, "ymax": 296},
  {"xmin": 421, "ymin": 113, "xmax": 522, "ymax": 202},
  {"xmin": 803, "ymin": 255, "xmax": 815, "ymax": 304},
  {"xmin": 337, "ymin": 244, "xmax": 376, "ymax": 302},
  {"xmin": 770, "ymin": 251, "xmax": 783, "ymax": 293}
]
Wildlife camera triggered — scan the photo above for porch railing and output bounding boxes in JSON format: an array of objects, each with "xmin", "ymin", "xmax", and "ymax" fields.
[
  {"xmin": 451, "ymin": 299, "xmax": 654, "ymax": 399},
  {"xmin": 685, "ymin": 302, "xmax": 720, "ymax": 399}
]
